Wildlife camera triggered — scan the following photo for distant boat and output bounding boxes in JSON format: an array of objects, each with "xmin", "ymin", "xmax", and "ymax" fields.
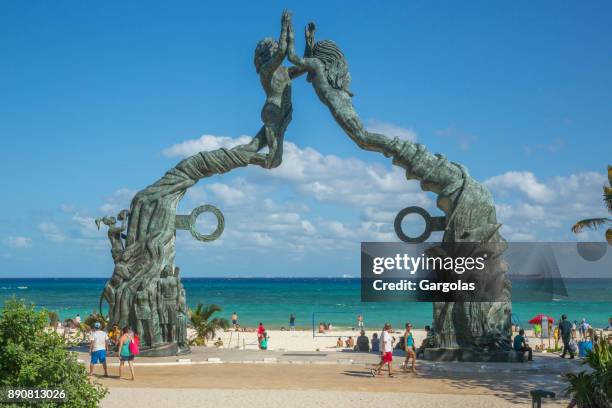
[{"xmin": 17, "ymin": 286, "xmax": 28, "ymax": 290}]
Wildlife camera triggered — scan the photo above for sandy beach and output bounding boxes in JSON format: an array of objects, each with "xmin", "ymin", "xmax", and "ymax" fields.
[{"xmin": 198, "ymin": 327, "xmax": 548, "ymax": 352}]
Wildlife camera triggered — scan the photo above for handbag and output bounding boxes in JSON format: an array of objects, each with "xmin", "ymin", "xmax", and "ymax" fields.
[{"xmin": 129, "ymin": 335, "xmax": 140, "ymax": 355}]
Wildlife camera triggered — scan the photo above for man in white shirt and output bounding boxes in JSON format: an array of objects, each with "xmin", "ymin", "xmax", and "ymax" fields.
[
  {"xmin": 371, "ymin": 323, "xmax": 395, "ymax": 377},
  {"xmin": 89, "ymin": 322, "xmax": 108, "ymax": 377}
]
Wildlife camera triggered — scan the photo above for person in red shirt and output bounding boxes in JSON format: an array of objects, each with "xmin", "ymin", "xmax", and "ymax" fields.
[{"xmin": 257, "ymin": 322, "xmax": 265, "ymax": 340}]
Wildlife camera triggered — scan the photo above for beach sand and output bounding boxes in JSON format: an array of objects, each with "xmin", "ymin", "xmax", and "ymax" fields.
[
  {"xmin": 98, "ymin": 363, "xmax": 570, "ymax": 407},
  {"xmin": 206, "ymin": 327, "xmax": 546, "ymax": 352},
  {"xmin": 214, "ymin": 328, "xmax": 430, "ymax": 351}
]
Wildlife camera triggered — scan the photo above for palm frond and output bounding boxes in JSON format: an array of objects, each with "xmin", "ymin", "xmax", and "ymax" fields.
[
  {"xmin": 604, "ymin": 186, "xmax": 612, "ymax": 213},
  {"xmin": 201, "ymin": 304, "xmax": 223, "ymax": 321},
  {"xmin": 572, "ymin": 218, "xmax": 612, "ymax": 233},
  {"xmin": 188, "ymin": 302, "xmax": 227, "ymax": 345},
  {"xmin": 607, "ymin": 165, "xmax": 612, "ymax": 187}
]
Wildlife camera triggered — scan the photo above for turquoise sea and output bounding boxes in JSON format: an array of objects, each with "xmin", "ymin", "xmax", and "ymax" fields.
[{"xmin": 1, "ymin": 278, "xmax": 611, "ymax": 329}]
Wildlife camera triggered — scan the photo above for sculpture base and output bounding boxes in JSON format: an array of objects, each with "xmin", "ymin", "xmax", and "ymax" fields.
[
  {"xmin": 139, "ymin": 342, "xmax": 180, "ymax": 357},
  {"xmin": 424, "ymin": 348, "xmax": 526, "ymax": 363}
]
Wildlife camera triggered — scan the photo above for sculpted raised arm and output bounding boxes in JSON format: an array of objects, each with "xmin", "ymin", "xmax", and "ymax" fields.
[
  {"xmin": 287, "ymin": 18, "xmax": 318, "ymax": 71},
  {"xmin": 259, "ymin": 10, "xmax": 290, "ymax": 76}
]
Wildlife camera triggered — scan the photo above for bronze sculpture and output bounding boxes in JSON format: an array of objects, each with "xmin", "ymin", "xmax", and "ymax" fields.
[{"xmin": 98, "ymin": 10, "xmax": 512, "ymax": 357}]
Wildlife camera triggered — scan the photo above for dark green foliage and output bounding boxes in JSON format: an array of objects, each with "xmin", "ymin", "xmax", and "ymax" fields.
[
  {"xmin": 189, "ymin": 303, "xmax": 230, "ymax": 346},
  {"xmin": 0, "ymin": 298, "xmax": 107, "ymax": 407},
  {"xmin": 48, "ymin": 311, "xmax": 59, "ymax": 327},
  {"xmin": 83, "ymin": 312, "xmax": 106, "ymax": 331},
  {"xmin": 564, "ymin": 337, "xmax": 612, "ymax": 408}
]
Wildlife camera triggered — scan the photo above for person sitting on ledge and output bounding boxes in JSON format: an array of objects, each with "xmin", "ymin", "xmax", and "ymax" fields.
[
  {"xmin": 356, "ymin": 330, "xmax": 370, "ymax": 352},
  {"xmin": 371, "ymin": 332, "xmax": 380, "ymax": 353},
  {"xmin": 513, "ymin": 329, "xmax": 533, "ymax": 361},
  {"xmin": 345, "ymin": 336, "xmax": 355, "ymax": 349},
  {"xmin": 214, "ymin": 337, "xmax": 224, "ymax": 348},
  {"xmin": 416, "ymin": 325, "xmax": 433, "ymax": 358},
  {"xmin": 336, "ymin": 337, "xmax": 343, "ymax": 348}
]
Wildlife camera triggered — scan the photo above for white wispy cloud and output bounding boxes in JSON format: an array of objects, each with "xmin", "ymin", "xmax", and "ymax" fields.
[
  {"xmin": 38, "ymin": 222, "xmax": 67, "ymax": 242},
  {"xmin": 366, "ymin": 119, "xmax": 417, "ymax": 142},
  {"xmin": 485, "ymin": 171, "xmax": 555, "ymax": 203},
  {"xmin": 3, "ymin": 236, "xmax": 33, "ymax": 248},
  {"xmin": 162, "ymin": 134, "xmax": 252, "ymax": 157},
  {"xmin": 490, "ymin": 170, "xmax": 608, "ymax": 241},
  {"xmin": 98, "ymin": 188, "xmax": 137, "ymax": 214}
]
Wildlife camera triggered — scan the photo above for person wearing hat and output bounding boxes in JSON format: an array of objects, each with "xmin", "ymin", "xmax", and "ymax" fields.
[{"xmin": 89, "ymin": 321, "xmax": 109, "ymax": 376}]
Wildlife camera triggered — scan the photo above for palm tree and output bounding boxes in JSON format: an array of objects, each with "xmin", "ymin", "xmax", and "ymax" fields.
[
  {"xmin": 189, "ymin": 303, "xmax": 229, "ymax": 346},
  {"xmin": 572, "ymin": 165, "xmax": 612, "ymax": 245}
]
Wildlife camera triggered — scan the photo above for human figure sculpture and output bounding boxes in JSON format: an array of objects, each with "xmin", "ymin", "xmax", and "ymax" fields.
[
  {"xmin": 95, "ymin": 209, "xmax": 130, "ymax": 263},
  {"xmin": 98, "ymin": 10, "xmax": 512, "ymax": 356},
  {"xmin": 176, "ymin": 285, "xmax": 189, "ymax": 352},
  {"xmin": 287, "ymin": 16, "xmax": 512, "ymax": 351},
  {"xmin": 135, "ymin": 288, "xmax": 156, "ymax": 347},
  {"xmin": 158, "ymin": 266, "xmax": 180, "ymax": 343},
  {"xmin": 98, "ymin": 12, "xmax": 299, "ymax": 356}
]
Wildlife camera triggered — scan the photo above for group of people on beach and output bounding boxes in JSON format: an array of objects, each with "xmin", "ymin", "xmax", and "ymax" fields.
[
  {"xmin": 512, "ymin": 313, "xmax": 612, "ymax": 362},
  {"xmin": 88, "ymin": 321, "xmax": 138, "ymax": 380}
]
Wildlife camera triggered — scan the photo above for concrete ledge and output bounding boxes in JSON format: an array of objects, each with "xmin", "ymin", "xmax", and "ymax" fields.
[
  {"xmin": 263, "ymin": 357, "xmax": 277, "ymax": 363},
  {"xmin": 424, "ymin": 348, "xmax": 526, "ymax": 363}
]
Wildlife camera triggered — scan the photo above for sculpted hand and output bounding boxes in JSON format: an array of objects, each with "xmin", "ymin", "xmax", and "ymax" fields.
[
  {"xmin": 305, "ymin": 22, "xmax": 316, "ymax": 52},
  {"xmin": 281, "ymin": 9, "xmax": 292, "ymax": 26},
  {"xmin": 305, "ymin": 22, "xmax": 316, "ymax": 39}
]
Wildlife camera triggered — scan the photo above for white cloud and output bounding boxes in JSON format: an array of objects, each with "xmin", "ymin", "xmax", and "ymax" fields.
[
  {"xmin": 366, "ymin": 119, "xmax": 417, "ymax": 142},
  {"xmin": 98, "ymin": 188, "xmax": 136, "ymax": 214},
  {"xmin": 490, "ymin": 170, "xmax": 609, "ymax": 241},
  {"xmin": 38, "ymin": 222, "xmax": 67, "ymax": 242},
  {"xmin": 162, "ymin": 134, "xmax": 253, "ymax": 157},
  {"xmin": 162, "ymin": 133, "xmax": 437, "ymax": 253},
  {"xmin": 485, "ymin": 171, "xmax": 555, "ymax": 203},
  {"xmin": 207, "ymin": 183, "xmax": 248, "ymax": 206},
  {"xmin": 3, "ymin": 236, "xmax": 32, "ymax": 248}
]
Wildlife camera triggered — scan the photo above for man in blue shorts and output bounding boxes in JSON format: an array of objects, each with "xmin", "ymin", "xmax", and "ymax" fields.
[{"xmin": 89, "ymin": 321, "xmax": 109, "ymax": 376}]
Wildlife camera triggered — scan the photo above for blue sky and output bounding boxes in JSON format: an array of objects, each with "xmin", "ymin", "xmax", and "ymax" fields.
[{"xmin": 1, "ymin": 1, "xmax": 611, "ymax": 277}]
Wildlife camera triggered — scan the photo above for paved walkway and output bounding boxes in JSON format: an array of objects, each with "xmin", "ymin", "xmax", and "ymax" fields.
[{"xmin": 76, "ymin": 345, "xmax": 585, "ymax": 375}]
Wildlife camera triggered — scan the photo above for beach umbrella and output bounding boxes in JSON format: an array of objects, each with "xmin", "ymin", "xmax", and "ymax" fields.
[{"xmin": 528, "ymin": 314, "xmax": 554, "ymax": 325}]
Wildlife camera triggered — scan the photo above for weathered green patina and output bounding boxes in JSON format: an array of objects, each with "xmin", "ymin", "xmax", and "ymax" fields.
[
  {"xmin": 98, "ymin": 10, "xmax": 512, "ymax": 355},
  {"xmin": 286, "ymin": 15, "xmax": 512, "ymax": 351}
]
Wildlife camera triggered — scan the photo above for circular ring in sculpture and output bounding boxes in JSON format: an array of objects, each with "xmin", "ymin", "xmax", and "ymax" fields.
[
  {"xmin": 188, "ymin": 205, "xmax": 225, "ymax": 242},
  {"xmin": 394, "ymin": 206, "xmax": 432, "ymax": 243}
]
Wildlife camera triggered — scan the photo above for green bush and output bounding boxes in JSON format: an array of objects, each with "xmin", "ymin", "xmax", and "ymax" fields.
[
  {"xmin": 83, "ymin": 312, "xmax": 106, "ymax": 331},
  {"xmin": 189, "ymin": 303, "xmax": 229, "ymax": 346},
  {"xmin": 48, "ymin": 311, "xmax": 59, "ymax": 328},
  {"xmin": 0, "ymin": 298, "xmax": 107, "ymax": 407},
  {"xmin": 564, "ymin": 337, "xmax": 612, "ymax": 408}
]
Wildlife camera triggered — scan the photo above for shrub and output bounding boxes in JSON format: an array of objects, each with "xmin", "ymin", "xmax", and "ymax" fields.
[
  {"xmin": 564, "ymin": 337, "xmax": 612, "ymax": 408},
  {"xmin": 0, "ymin": 298, "xmax": 107, "ymax": 407},
  {"xmin": 48, "ymin": 311, "xmax": 59, "ymax": 328},
  {"xmin": 189, "ymin": 303, "xmax": 229, "ymax": 346},
  {"xmin": 83, "ymin": 312, "xmax": 106, "ymax": 331}
]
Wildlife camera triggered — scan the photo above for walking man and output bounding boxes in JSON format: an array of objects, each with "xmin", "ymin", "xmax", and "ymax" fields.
[
  {"xmin": 371, "ymin": 323, "xmax": 395, "ymax": 377},
  {"xmin": 559, "ymin": 314, "xmax": 575, "ymax": 359}
]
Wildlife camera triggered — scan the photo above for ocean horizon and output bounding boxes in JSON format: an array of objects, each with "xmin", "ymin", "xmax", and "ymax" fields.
[{"xmin": 1, "ymin": 277, "xmax": 611, "ymax": 329}]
